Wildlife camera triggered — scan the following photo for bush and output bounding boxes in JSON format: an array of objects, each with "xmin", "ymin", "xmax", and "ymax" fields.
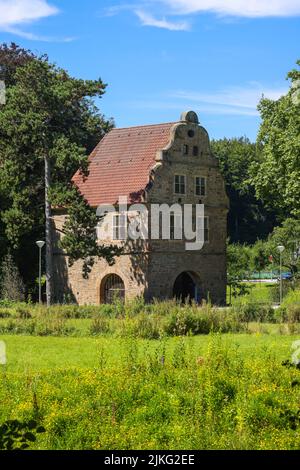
[
  {"xmin": 89, "ymin": 315, "xmax": 110, "ymax": 335},
  {"xmin": 232, "ymin": 298, "xmax": 275, "ymax": 324},
  {"xmin": 127, "ymin": 313, "xmax": 161, "ymax": 339},
  {"xmin": 0, "ymin": 253, "xmax": 25, "ymax": 302},
  {"xmin": 276, "ymin": 290, "xmax": 300, "ymax": 323},
  {"xmin": 163, "ymin": 303, "xmax": 243, "ymax": 336}
]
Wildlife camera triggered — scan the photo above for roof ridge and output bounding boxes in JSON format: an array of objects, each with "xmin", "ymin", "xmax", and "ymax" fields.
[{"xmin": 110, "ymin": 121, "xmax": 177, "ymax": 131}]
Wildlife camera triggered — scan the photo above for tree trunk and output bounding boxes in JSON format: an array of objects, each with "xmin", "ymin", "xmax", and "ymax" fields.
[{"xmin": 45, "ymin": 155, "xmax": 53, "ymax": 306}]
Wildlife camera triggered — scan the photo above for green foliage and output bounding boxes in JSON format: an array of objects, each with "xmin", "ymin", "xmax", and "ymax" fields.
[
  {"xmin": 0, "ymin": 419, "xmax": 45, "ymax": 450},
  {"xmin": 227, "ymin": 243, "xmax": 252, "ymax": 302},
  {"xmin": 211, "ymin": 137, "xmax": 277, "ymax": 243},
  {"xmin": 277, "ymin": 290, "xmax": 300, "ymax": 323},
  {"xmin": 231, "ymin": 298, "xmax": 275, "ymax": 324},
  {"xmin": 227, "ymin": 242, "xmax": 250, "ymax": 280},
  {"xmin": 0, "ymin": 43, "xmax": 116, "ymax": 286},
  {"xmin": 0, "ymin": 300, "xmax": 242, "ymax": 338},
  {"xmin": 268, "ymin": 218, "xmax": 300, "ymax": 278},
  {"xmin": 250, "ymin": 240, "xmax": 271, "ymax": 275},
  {"xmin": 53, "ymin": 186, "xmax": 122, "ymax": 278},
  {"xmin": 1, "ymin": 334, "xmax": 300, "ymax": 449},
  {"xmin": 251, "ymin": 60, "xmax": 300, "ymax": 217},
  {"xmin": 0, "ymin": 252, "xmax": 25, "ymax": 301}
]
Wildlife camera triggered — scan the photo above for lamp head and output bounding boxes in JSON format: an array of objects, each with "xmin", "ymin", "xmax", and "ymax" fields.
[
  {"xmin": 36, "ymin": 240, "xmax": 45, "ymax": 249},
  {"xmin": 277, "ymin": 245, "xmax": 285, "ymax": 254}
]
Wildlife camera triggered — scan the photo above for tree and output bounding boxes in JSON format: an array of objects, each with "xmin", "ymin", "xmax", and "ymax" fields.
[
  {"xmin": 227, "ymin": 242, "xmax": 251, "ymax": 304},
  {"xmin": 0, "ymin": 252, "xmax": 25, "ymax": 301},
  {"xmin": 52, "ymin": 186, "xmax": 122, "ymax": 279},
  {"xmin": 250, "ymin": 240, "xmax": 270, "ymax": 279},
  {"xmin": 269, "ymin": 218, "xmax": 300, "ymax": 279},
  {"xmin": 0, "ymin": 43, "xmax": 117, "ymax": 303},
  {"xmin": 250, "ymin": 60, "xmax": 300, "ymax": 217},
  {"xmin": 211, "ymin": 137, "xmax": 277, "ymax": 243},
  {"xmin": 0, "ymin": 42, "xmax": 37, "ymax": 87}
]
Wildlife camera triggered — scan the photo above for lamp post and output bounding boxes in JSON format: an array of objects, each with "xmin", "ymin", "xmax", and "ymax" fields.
[
  {"xmin": 277, "ymin": 245, "xmax": 285, "ymax": 304},
  {"xmin": 36, "ymin": 241, "xmax": 45, "ymax": 304}
]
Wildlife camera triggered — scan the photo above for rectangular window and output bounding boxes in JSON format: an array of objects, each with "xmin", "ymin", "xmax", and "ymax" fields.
[
  {"xmin": 174, "ymin": 175, "xmax": 186, "ymax": 195},
  {"xmin": 183, "ymin": 144, "xmax": 189, "ymax": 155},
  {"xmin": 195, "ymin": 176, "xmax": 206, "ymax": 197},
  {"xmin": 193, "ymin": 216, "xmax": 209, "ymax": 242},
  {"xmin": 170, "ymin": 213, "xmax": 183, "ymax": 240},
  {"xmin": 113, "ymin": 213, "xmax": 127, "ymax": 240}
]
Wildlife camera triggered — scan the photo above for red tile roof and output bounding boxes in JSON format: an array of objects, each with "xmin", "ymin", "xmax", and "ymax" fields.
[{"xmin": 72, "ymin": 122, "xmax": 175, "ymax": 207}]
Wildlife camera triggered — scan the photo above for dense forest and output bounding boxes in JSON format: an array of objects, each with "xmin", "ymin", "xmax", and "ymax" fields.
[{"xmin": 0, "ymin": 43, "xmax": 299, "ymax": 301}]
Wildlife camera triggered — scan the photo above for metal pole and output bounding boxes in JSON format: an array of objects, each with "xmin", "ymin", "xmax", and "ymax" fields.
[
  {"xmin": 280, "ymin": 252, "xmax": 282, "ymax": 305},
  {"xmin": 39, "ymin": 246, "xmax": 42, "ymax": 304}
]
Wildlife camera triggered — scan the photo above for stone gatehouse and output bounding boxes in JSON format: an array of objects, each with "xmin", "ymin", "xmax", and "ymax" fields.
[{"xmin": 53, "ymin": 111, "xmax": 229, "ymax": 305}]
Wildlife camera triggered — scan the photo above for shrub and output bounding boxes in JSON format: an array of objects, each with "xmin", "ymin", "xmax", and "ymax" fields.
[
  {"xmin": 15, "ymin": 307, "xmax": 32, "ymax": 319},
  {"xmin": 0, "ymin": 253, "xmax": 25, "ymax": 302},
  {"xmin": 232, "ymin": 298, "xmax": 275, "ymax": 324},
  {"xmin": 277, "ymin": 289, "xmax": 300, "ymax": 323},
  {"xmin": 129, "ymin": 313, "xmax": 161, "ymax": 339},
  {"xmin": 89, "ymin": 315, "xmax": 110, "ymax": 335},
  {"xmin": 163, "ymin": 304, "xmax": 243, "ymax": 336},
  {"xmin": 0, "ymin": 419, "xmax": 45, "ymax": 450}
]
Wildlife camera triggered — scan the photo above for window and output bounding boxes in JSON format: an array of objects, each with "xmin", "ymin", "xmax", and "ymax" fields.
[
  {"xmin": 199, "ymin": 217, "xmax": 209, "ymax": 242},
  {"xmin": 183, "ymin": 144, "xmax": 189, "ymax": 155},
  {"xmin": 188, "ymin": 129, "xmax": 195, "ymax": 138},
  {"xmin": 170, "ymin": 213, "xmax": 183, "ymax": 240},
  {"xmin": 195, "ymin": 177, "xmax": 206, "ymax": 197},
  {"xmin": 193, "ymin": 216, "xmax": 209, "ymax": 242},
  {"xmin": 113, "ymin": 213, "xmax": 127, "ymax": 240},
  {"xmin": 174, "ymin": 175, "xmax": 186, "ymax": 195},
  {"xmin": 193, "ymin": 146, "xmax": 199, "ymax": 156}
]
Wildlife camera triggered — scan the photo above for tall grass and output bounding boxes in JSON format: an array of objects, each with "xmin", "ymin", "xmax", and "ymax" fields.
[
  {"xmin": 1, "ymin": 334, "xmax": 299, "ymax": 450},
  {"xmin": 0, "ymin": 299, "xmax": 244, "ymax": 338}
]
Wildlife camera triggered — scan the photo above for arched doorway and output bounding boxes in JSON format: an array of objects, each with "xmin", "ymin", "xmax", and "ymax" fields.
[
  {"xmin": 101, "ymin": 274, "xmax": 125, "ymax": 304},
  {"xmin": 173, "ymin": 272, "xmax": 201, "ymax": 303}
]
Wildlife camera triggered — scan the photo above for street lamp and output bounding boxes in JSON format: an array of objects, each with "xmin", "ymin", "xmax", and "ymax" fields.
[
  {"xmin": 36, "ymin": 241, "xmax": 45, "ymax": 304},
  {"xmin": 277, "ymin": 245, "xmax": 285, "ymax": 304}
]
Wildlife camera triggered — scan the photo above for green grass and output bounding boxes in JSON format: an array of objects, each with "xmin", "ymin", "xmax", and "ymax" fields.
[
  {"xmin": 1, "ymin": 332, "xmax": 299, "ymax": 372},
  {"xmin": 228, "ymin": 282, "xmax": 277, "ymax": 305},
  {"xmin": 1, "ymin": 297, "xmax": 300, "ymax": 450},
  {"xmin": 1, "ymin": 332, "xmax": 300, "ymax": 450}
]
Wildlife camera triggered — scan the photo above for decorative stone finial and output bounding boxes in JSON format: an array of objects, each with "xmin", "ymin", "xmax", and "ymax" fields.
[{"xmin": 180, "ymin": 110, "xmax": 199, "ymax": 124}]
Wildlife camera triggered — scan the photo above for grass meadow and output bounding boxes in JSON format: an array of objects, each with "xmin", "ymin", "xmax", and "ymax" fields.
[{"xmin": 0, "ymin": 291, "xmax": 300, "ymax": 450}]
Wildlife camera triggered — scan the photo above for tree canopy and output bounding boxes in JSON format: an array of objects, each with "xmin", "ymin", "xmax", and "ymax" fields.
[
  {"xmin": 0, "ymin": 43, "xmax": 118, "ymax": 297},
  {"xmin": 211, "ymin": 137, "xmax": 277, "ymax": 243},
  {"xmin": 250, "ymin": 60, "xmax": 300, "ymax": 218}
]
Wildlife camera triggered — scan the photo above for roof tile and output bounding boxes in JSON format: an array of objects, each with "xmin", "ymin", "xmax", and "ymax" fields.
[{"xmin": 72, "ymin": 122, "xmax": 175, "ymax": 206}]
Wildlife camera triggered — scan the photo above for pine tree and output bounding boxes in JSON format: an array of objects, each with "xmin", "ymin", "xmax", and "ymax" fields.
[{"xmin": 0, "ymin": 252, "xmax": 25, "ymax": 301}]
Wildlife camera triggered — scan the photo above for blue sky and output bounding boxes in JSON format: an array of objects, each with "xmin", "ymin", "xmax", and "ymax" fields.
[{"xmin": 0, "ymin": 0, "xmax": 299, "ymax": 141}]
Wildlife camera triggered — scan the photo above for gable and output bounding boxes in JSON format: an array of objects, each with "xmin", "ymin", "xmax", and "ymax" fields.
[{"xmin": 72, "ymin": 122, "xmax": 175, "ymax": 207}]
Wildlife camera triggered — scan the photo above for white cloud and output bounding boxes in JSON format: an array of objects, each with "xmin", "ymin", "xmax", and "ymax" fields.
[
  {"xmin": 130, "ymin": 83, "xmax": 288, "ymax": 116},
  {"xmin": 170, "ymin": 83, "xmax": 288, "ymax": 115},
  {"xmin": 159, "ymin": 0, "xmax": 300, "ymax": 18},
  {"xmin": 0, "ymin": 0, "xmax": 60, "ymax": 40},
  {"xmin": 105, "ymin": 0, "xmax": 300, "ymax": 31},
  {"xmin": 135, "ymin": 10, "xmax": 190, "ymax": 30}
]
